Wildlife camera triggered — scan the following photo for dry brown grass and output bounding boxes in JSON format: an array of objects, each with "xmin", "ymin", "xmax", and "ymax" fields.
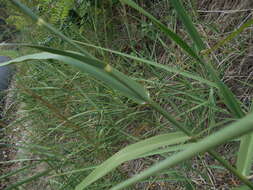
[{"xmin": 197, "ymin": 0, "xmax": 253, "ymax": 31}]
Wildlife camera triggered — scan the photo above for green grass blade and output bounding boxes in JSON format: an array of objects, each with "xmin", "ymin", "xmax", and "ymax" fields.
[
  {"xmin": 5, "ymin": 169, "xmax": 52, "ymax": 190},
  {"xmin": 10, "ymin": 0, "xmax": 93, "ymax": 57},
  {"xmin": 75, "ymin": 132, "xmax": 190, "ymax": 190},
  {"xmin": 232, "ymin": 185, "xmax": 251, "ymax": 190},
  {"xmin": 170, "ymin": 0, "xmax": 205, "ymax": 51},
  {"xmin": 1, "ymin": 43, "xmax": 105, "ymax": 68},
  {"xmin": 138, "ymin": 143, "xmax": 194, "ymax": 158},
  {"xmin": 75, "ymin": 41, "xmax": 245, "ymax": 121},
  {"xmin": 169, "ymin": 0, "xmax": 244, "ymax": 117},
  {"xmin": 74, "ymin": 41, "xmax": 217, "ymax": 88},
  {"xmin": 110, "ymin": 112, "xmax": 253, "ymax": 190},
  {"xmin": 0, "ymin": 163, "xmax": 38, "ymax": 180},
  {"xmin": 115, "ymin": 0, "xmax": 252, "ymax": 178},
  {"xmin": 206, "ymin": 57, "xmax": 249, "ymax": 170},
  {"xmin": 237, "ymin": 134, "xmax": 253, "ymax": 176},
  {"xmin": 1, "ymin": 52, "xmax": 149, "ymax": 104},
  {"xmin": 216, "ymin": 81, "xmax": 245, "ymax": 118},
  {"xmin": 168, "ymin": 0, "xmax": 245, "ymax": 118},
  {"xmin": 0, "ymin": 49, "xmax": 19, "ymax": 58},
  {"xmin": 80, "ymin": 38, "xmax": 246, "ymax": 119},
  {"xmin": 202, "ymin": 19, "xmax": 253, "ymax": 55},
  {"xmin": 120, "ymin": 0, "xmax": 201, "ymax": 61}
]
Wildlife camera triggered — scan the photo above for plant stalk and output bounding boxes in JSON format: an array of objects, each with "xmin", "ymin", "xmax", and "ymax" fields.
[
  {"xmin": 111, "ymin": 67, "xmax": 253, "ymax": 188},
  {"xmin": 148, "ymin": 99, "xmax": 253, "ymax": 189},
  {"xmin": 208, "ymin": 150, "xmax": 253, "ymax": 188},
  {"xmin": 10, "ymin": 0, "xmax": 93, "ymax": 58}
]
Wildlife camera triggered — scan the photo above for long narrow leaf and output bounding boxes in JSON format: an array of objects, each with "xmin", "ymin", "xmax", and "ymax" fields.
[
  {"xmin": 202, "ymin": 19, "xmax": 253, "ymax": 55},
  {"xmin": 0, "ymin": 163, "xmax": 38, "ymax": 180},
  {"xmin": 170, "ymin": 0, "xmax": 248, "ymax": 167},
  {"xmin": 120, "ymin": 0, "xmax": 201, "ymax": 61},
  {"xmin": 5, "ymin": 169, "xmax": 52, "ymax": 190},
  {"xmin": 216, "ymin": 81, "xmax": 244, "ymax": 118},
  {"xmin": 204, "ymin": 16, "xmax": 253, "ymax": 175},
  {"xmin": 75, "ymin": 132, "xmax": 190, "ymax": 190},
  {"xmin": 238, "ymin": 100, "xmax": 253, "ymax": 176},
  {"xmin": 74, "ymin": 41, "xmax": 217, "ymax": 88},
  {"xmin": 169, "ymin": 0, "xmax": 244, "ymax": 118},
  {"xmin": 0, "ymin": 43, "xmax": 105, "ymax": 68},
  {"xmin": 237, "ymin": 134, "xmax": 253, "ymax": 176},
  {"xmin": 1, "ymin": 53, "xmax": 149, "ymax": 104},
  {"xmin": 10, "ymin": 0, "xmax": 92, "ymax": 57},
  {"xmin": 170, "ymin": 0, "xmax": 205, "ymax": 51},
  {"xmin": 110, "ymin": 112, "xmax": 253, "ymax": 190},
  {"xmin": 232, "ymin": 185, "xmax": 251, "ymax": 190}
]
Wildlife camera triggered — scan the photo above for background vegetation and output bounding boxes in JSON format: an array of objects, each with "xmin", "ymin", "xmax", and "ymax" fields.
[{"xmin": 1, "ymin": 0, "xmax": 253, "ymax": 189}]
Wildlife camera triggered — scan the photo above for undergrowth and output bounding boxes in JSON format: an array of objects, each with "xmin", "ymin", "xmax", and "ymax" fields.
[{"xmin": 1, "ymin": 0, "xmax": 253, "ymax": 189}]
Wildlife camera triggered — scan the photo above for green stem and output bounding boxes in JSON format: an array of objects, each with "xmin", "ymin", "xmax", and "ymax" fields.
[
  {"xmin": 148, "ymin": 99, "xmax": 253, "ymax": 189},
  {"xmin": 148, "ymin": 100, "xmax": 192, "ymax": 136},
  {"xmin": 10, "ymin": 0, "xmax": 94, "ymax": 58},
  {"xmin": 209, "ymin": 150, "xmax": 253, "ymax": 188},
  {"xmin": 112, "ymin": 67, "xmax": 253, "ymax": 188}
]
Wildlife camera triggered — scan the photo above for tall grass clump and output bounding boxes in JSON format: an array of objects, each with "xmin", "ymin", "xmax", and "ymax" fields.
[{"xmin": 1, "ymin": 0, "xmax": 253, "ymax": 189}]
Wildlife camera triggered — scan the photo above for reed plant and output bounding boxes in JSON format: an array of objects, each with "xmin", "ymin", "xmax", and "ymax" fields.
[{"xmin": 1, "ymin": 0, "xmax": 253, "ymax": 189}]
